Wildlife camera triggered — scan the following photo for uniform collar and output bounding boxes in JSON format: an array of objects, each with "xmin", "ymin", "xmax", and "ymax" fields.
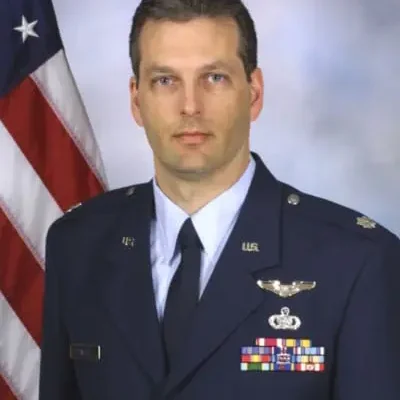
[{"xmin": 152, "ymin": 156, "xmax": 256, "ymax": 264}]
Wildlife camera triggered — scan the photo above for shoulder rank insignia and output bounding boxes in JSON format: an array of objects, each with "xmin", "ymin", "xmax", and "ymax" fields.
[
  {"xmin": 66, "ymin": 203, "xmax": 82, "ymax": 213},
  {"xmin": 126, "ymin": 186, "xmax": 136, "ymax": 196},
  {"xmin": 356, "ymin": 216, "xmax": 376, "ymax": 229},
  {"xmin": 257, "ymin": 280, "xmax": 316, "ymax": 298}
]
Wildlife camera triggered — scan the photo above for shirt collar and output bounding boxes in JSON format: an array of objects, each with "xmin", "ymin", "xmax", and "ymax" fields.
[{"xmin": 153, "ymin": 156, "xmax": 256, "ymax": 263}]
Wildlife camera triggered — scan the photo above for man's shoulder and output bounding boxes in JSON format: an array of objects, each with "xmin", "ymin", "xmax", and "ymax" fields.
[
  {"xmin": 280, "ymin": 181, "xmax": 399, "ymax": 246},
  {"xmin": 49, "ymin": 181, "xmax": 149, "ymax": 234}
]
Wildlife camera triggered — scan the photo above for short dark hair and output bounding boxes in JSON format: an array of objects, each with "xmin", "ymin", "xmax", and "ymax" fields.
[{"xmin": 129, "ymin": 0, "xmax": 258, "ymax": 86}]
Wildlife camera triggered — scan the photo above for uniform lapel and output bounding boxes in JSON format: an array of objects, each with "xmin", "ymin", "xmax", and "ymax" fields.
[
  {"xmin": 93, "ymin": 183, "xmax": 166, "ymax": 384},
  {"xmin": 164, "ymin": 155, "xmax": 283, "ymax": 394}
]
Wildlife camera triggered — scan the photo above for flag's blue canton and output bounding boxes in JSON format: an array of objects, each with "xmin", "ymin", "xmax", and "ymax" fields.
[{"xmin": 0, "ymin": 0, "xmax": 63, "ymax": 97}]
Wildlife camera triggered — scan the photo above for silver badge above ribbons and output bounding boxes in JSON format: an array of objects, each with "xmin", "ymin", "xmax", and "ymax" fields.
[
  {"xmin": 257, "ymin": 280, "xmax": 316, "ymax": 298},
  {"xmin": 269, "ymin": 307, "xmax": 301, "ymax": 331}
]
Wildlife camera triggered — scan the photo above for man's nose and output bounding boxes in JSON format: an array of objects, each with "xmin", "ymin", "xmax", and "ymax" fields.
[{"xmin": 180, "ymin": 82, "xmax": 203, "ymax": 116}]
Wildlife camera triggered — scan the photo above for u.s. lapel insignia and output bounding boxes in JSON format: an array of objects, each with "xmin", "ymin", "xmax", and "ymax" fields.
[
  {"xmin": 122, "ymin": 237, "xmax": 135, "ymax": 248},
  {"xmin": 242, "ymin": 242, "xmax": 260, "ymax": 252},
  {"xmin": 268, "ymin": 307, "xmax": 301, "ymax": 331},
  {"xmin": 257, "ymin": 280, "xmax": 316, "ymax": 298},
  {"xmin": 357, "ymin": 216, "xmax": 376, "ymax": 229}
]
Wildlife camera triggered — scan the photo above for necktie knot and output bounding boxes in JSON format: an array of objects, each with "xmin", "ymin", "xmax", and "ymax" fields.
[{"xmin": 177, "ymin": 218, "xmax": 202, "ymax": 251}]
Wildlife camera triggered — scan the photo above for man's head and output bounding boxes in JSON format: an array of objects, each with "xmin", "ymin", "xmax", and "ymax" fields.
[{"xmin": 128, "ymin": 0, "xmax": 264, "ymax": 181}]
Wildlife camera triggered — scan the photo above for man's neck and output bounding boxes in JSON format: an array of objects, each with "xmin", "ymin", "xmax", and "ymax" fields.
[{"xmin": 155, "ymin": 153, "xmax": 251, "ymax": 215}]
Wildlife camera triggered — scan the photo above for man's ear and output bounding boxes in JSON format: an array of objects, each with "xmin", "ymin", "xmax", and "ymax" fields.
[
  {"xmin": 249, "ymin": 68, "xmax": 264, "ymax": 122},
  {"xmin": 129, "ymin": 76, "xmax": 144, "ymax": 127}
]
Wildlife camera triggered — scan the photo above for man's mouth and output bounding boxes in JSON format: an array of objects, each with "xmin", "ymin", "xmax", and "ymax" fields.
[{"xmin": 174, "ymin": 131, "xmax": 210, "ymax": 145}]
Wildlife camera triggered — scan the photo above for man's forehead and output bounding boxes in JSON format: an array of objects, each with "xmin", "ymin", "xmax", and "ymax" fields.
[{"xmin": 139, "ymin": 18, "xmax": 241, "ymax": 75}]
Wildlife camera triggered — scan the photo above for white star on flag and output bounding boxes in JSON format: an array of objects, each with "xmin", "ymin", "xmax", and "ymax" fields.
[{"xmin": 14, "ymin": 15, "xmax": 39, "ymax": 43}]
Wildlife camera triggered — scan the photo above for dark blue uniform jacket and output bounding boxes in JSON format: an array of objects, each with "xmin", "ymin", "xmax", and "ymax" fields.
[{"xmin": 39, "ymin": 153, "xmax": 400, "ymax": 400}]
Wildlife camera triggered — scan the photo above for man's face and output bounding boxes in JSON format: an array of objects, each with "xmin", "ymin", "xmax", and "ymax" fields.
[{"xmin": 130, "ymin": 17, "xmax": 263, "ymax": 180}]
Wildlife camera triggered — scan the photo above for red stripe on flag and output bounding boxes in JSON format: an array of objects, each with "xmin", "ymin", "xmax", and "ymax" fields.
[
  {"xmin": 0, "ymin": 76, "xmax": 103, "ymax": 211},
  {"xmin": 0, "ymin": 375, "xmax": 17, "ymax": 400},
  {"xmin": 0, "ymin": 209, "xmax": 44, "ymax": 345}
]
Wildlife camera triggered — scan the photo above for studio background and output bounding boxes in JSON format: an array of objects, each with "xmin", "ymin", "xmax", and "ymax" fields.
[{"xmin": 52, "ymin": 0, "xmax": 400, "ymax": 236}]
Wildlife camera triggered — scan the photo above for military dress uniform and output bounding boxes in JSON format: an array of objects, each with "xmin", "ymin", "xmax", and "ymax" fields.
[{"xmin": 39, "ymin": 153, "xmax": 400, "ymax": 400}]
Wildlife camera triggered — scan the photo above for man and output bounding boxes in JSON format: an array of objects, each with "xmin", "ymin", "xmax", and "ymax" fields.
[{"xmin": 39, "ymin": 0, "xmax": 400, "ymax": 399}]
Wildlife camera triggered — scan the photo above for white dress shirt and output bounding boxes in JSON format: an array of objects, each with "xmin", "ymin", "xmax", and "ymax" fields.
[{"xmin": 150, "ymin": 157, "xmax": 256, "ymax": 319}]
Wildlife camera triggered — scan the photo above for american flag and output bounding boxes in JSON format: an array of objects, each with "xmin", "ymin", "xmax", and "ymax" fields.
[{"xmin": 0, "ymin": 0, "xmax": 107, "ymax": 398}]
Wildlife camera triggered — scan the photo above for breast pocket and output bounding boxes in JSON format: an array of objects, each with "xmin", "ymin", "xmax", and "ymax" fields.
[{"xmin": 239, "ymin": 370, "xmax": 330, "ymax": 399}]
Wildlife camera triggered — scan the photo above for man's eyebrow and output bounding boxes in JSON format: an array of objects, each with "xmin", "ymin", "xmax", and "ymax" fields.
[{"xmin": 144, "ymin": 61, "xmax": 237, "ymax": 75}]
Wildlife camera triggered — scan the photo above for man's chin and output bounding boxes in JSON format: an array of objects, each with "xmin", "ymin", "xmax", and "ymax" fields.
[
  {"xmin": 159, "ymin": 152, "xmax": 215, "ymax": 180},
  {"xmin": 168, "ymin": 160, "xmax": 214, "ymax": 180}
]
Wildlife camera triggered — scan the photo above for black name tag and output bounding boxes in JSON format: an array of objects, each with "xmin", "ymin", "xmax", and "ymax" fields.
[{"xmin": 69, "ymin": 344, "xmax": 101, "ymax": 361}]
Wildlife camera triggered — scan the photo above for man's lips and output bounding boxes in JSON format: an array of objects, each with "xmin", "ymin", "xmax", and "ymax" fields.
[{"xmin": 174, "ymin": 131, "xmax": 210, "ymax": 145}]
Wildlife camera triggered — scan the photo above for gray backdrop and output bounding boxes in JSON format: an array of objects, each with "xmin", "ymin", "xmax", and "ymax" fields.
[{"xmin": 52, "ymin": 0, "xmax": 400, "ymax": 236}]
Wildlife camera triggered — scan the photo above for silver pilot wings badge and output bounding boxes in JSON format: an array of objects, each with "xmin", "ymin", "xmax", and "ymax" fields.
[{"xmin": 257, "ymin": 280, "xmax": 316, "ymax": 298}]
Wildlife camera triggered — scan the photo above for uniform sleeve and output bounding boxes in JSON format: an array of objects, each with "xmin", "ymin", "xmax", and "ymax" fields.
[
  {"xmin": 333, "ymin": 235, "xmax": 400, "ymax": 399},
  {"xmin": 39, "ymin": 224, "xmax": 81, "ymax": 400}
]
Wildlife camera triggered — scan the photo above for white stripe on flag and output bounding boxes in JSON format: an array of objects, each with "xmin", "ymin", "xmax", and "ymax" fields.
[
  {"xmin": 32, "ymin": 50, "xmax": 107, "ymax": 187},
  {"xmin": 0, "ymin": 120, "xmax": 63, "ymax": 267},
  {"xmin": 0, "ymin": 292, "xmax": 40, "ymax": 400}
]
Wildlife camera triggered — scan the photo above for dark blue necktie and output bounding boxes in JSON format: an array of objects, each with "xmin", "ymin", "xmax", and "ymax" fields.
[{"xmin": 162, "ymin": 218, "xmax": 202, "ymax": 373}]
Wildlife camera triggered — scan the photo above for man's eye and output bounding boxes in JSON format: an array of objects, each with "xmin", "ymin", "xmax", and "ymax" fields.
[
  {"xmin": 207, "ymin": 73, "xmax": 227, "ymax": 83},
  {"xmin": 154, "ymin": 76, "xmax": 173, "ymax": 86}
]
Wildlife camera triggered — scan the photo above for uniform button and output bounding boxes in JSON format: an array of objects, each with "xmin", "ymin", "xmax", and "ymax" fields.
[{"xmin": 287, "ymin": 194, "xmax": 300, "ymax": 205}]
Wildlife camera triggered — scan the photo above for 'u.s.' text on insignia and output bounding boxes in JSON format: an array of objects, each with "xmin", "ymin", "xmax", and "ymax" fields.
[
  {"xmin": 257, "ymin": 280, "xmax": 316, "ymax": 298},
  {"xmin": 357, "ymin": 216, "xmax": 376, "ymax": 229},
  {"xmin": 268, "ymin": 307, "xmax": 301, "ymax": 331},
  {"xmin": 241, "ymin": 337, "xmax": 325, "ymax": 372},
  {"xmin": 242, "ymin": 242, "xmax": 260, "ymax": 252},
  {"xmin": 122, "ymin": 237, "xmax": 135, "ymax": 248}
]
